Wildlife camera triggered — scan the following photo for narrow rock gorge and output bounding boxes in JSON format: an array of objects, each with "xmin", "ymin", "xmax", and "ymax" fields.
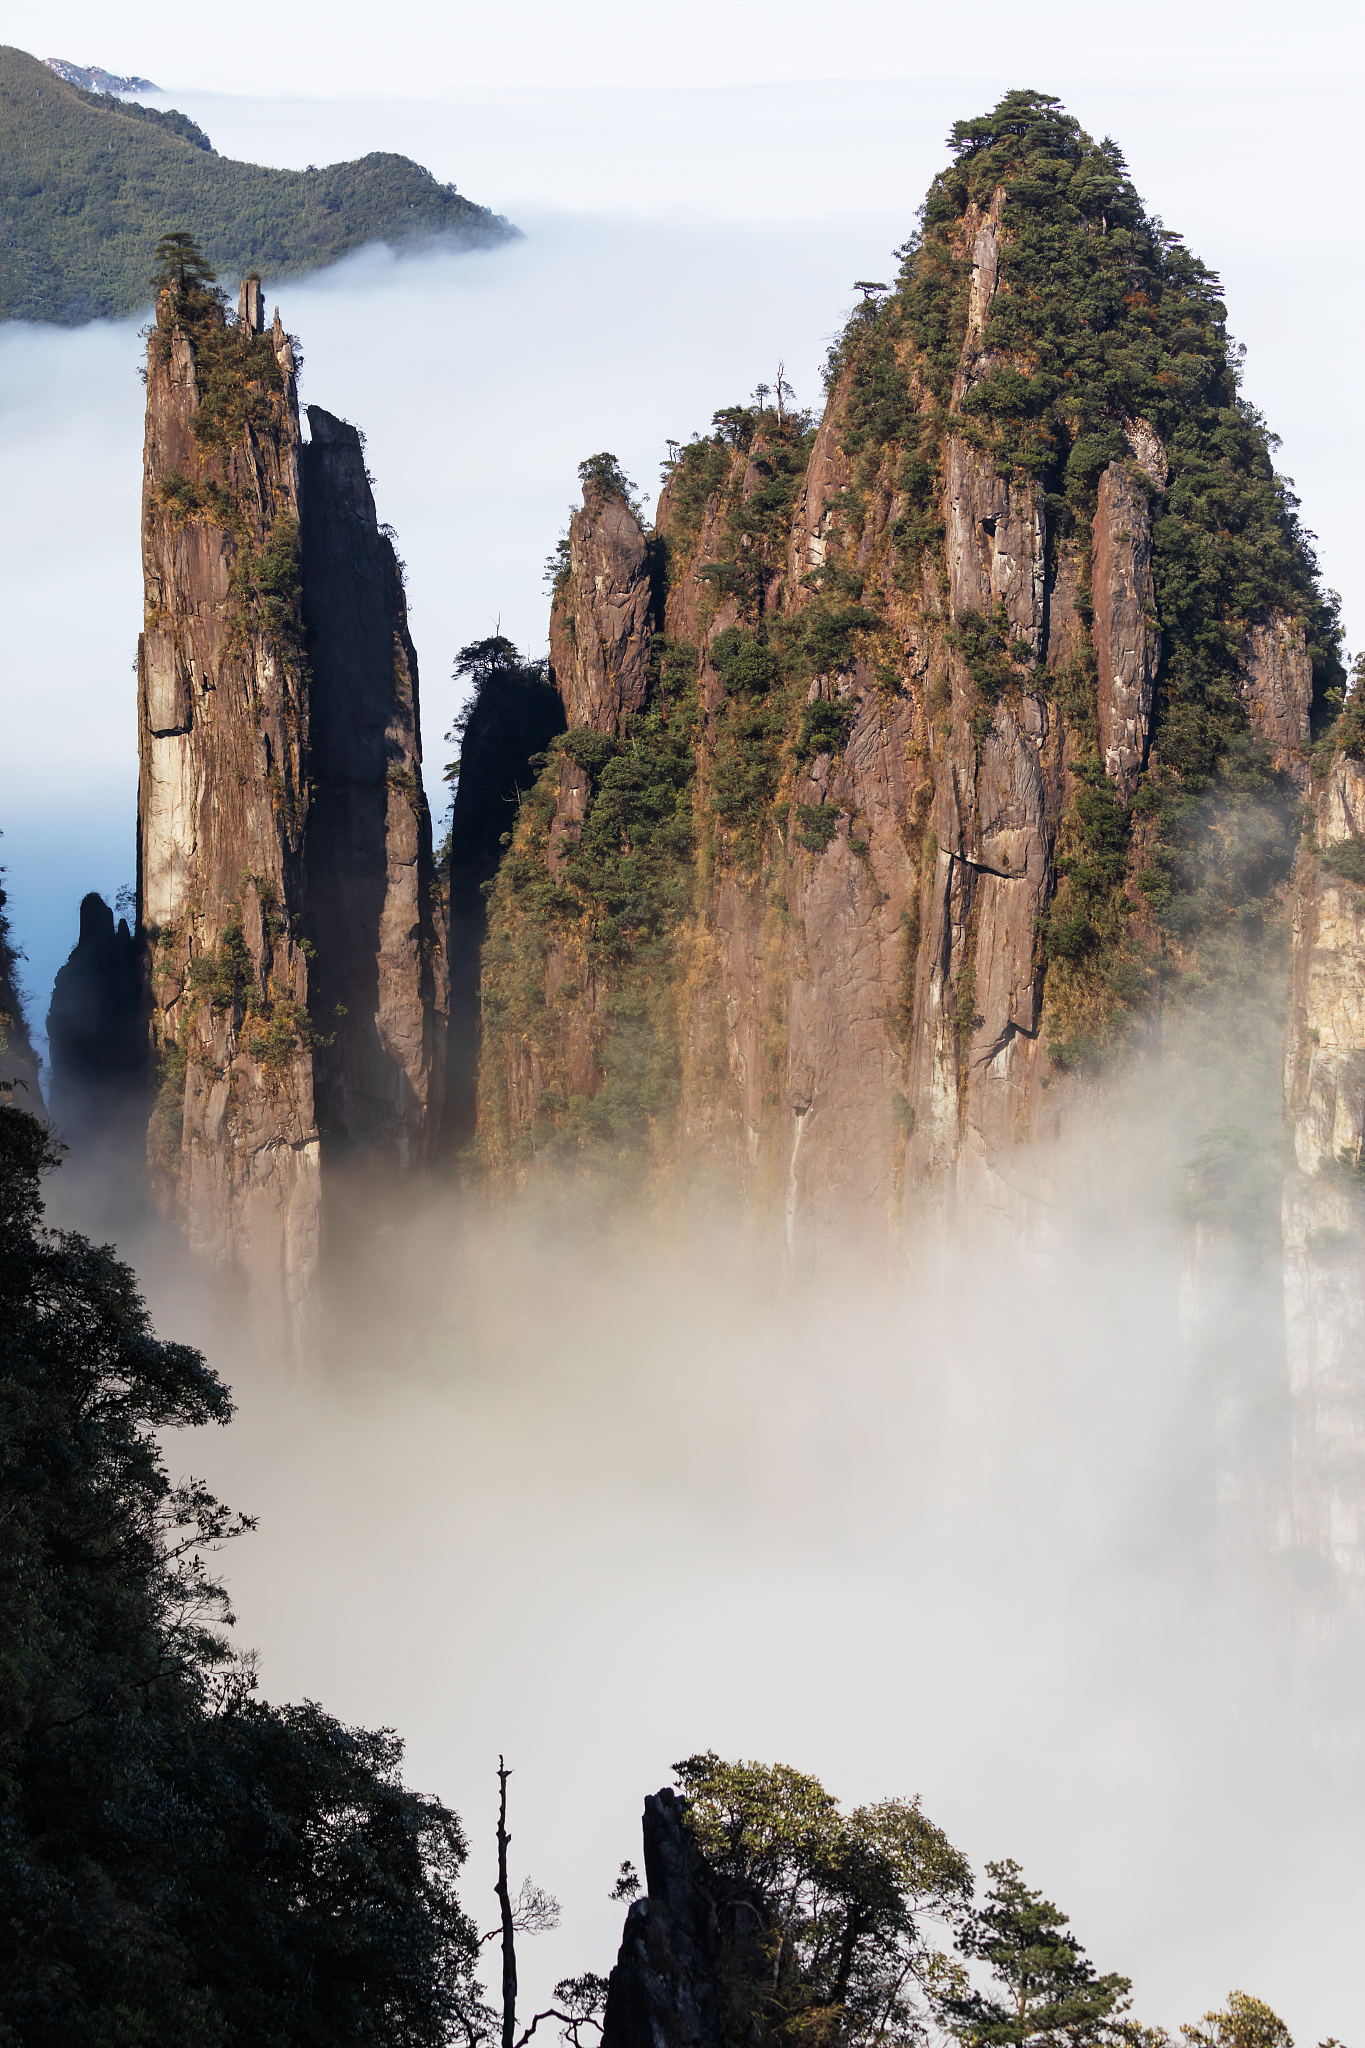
[{"xmin": 138, "ymin": 272, "xmax": 443, "ymax": 1335}]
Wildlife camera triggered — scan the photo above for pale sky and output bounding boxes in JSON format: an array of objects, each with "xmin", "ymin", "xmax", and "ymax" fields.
[{"xmin": 23, "ymin": 0, "xmax": 1365, "ymax": 95}]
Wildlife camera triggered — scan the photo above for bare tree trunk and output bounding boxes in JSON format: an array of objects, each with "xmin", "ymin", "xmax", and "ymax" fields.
[{"xmin": 497, "ymin": 1757, "xmax": 517, "ymax": 2048}]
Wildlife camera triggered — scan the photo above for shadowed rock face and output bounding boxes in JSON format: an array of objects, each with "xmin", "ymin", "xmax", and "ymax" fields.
[
  {"xmin": 137, "ymin": 283, "xmax": 444, "ymax": 1339},
  {"xmin": 45, "ymin": 894, "xmax": 144, "ymax": 1142},
  {"xmin": 443, "ymin": 651, "xmax": 564, "ymax": 1148},
  {"xmin": 300, "ymin": 405, "xmax": 446, "ymax": 1171}
]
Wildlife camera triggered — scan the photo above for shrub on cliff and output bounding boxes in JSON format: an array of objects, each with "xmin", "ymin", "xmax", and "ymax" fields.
[{"xmin": 0, "ymin": 1101, "xmax": 482, "ymax": 2044}]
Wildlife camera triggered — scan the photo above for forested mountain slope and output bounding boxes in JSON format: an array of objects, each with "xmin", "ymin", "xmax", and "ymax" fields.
[{"xmin": 0, "ymin": 44, "xmax": 515, "ymax": 322}]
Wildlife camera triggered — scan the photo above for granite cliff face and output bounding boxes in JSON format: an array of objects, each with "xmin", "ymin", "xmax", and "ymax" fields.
[
  {"xmin": 138, "ymin": 276, "xmax": 443, "ymax": 1332},
  {"xmin": 443, "ymin": 641, "xmax": 564, "ymax": 1148},
  {"xmin": 1282, "ymin": 752, "xmax": 1365, "ymax": 1624},
  {"xmin": 476, "ymin": 96, "xmax": 1333, "ymax": 1259}
]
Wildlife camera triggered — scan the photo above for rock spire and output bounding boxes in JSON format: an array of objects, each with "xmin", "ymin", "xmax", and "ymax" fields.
[{"xmin": 137, "ymin": 278, "xmax": 444, "ymax": 1338}]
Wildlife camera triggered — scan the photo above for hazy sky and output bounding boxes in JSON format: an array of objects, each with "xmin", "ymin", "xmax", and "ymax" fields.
[
  {"xmin": 2, "ymin": 8, "xmax": 1364, "ymax": 2032},
  {"xmin": 28, "ymin": 0, "xmax": 1365, "ymax": 95}
]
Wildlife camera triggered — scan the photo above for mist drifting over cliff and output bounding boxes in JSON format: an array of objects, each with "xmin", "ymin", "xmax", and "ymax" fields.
[
  {"xmin": 84, "ymin": 1034, "xmax": 1360, "ymax": 2044},
  {"xmin": 5, "ymin": 53, "xmax": 1365, "ymax": 2048}
]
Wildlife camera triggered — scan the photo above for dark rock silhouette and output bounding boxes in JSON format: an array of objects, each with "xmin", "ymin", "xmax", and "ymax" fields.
[
  {"xmin": 45, "ymin": 893, "xmax": 143, "ymax": 1141},
  {"xmin": 301, "ymin": 404, "xmax": 446, "ymax": 1170},
  {"xmin": 601, "ymin": 1789, "xmax": 724, "ymax": 2048},
  {"xmin": 443, "ymin": 639, "xmax": 564, "ymax": 1148},
  {"xmin": 0, "ymin": 869, "xmax": 44, "ymax": 1113}
]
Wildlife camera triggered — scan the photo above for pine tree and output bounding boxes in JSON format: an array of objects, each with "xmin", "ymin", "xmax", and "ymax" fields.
[{"xmin": 941, "ymin": 1858, "xmax": 1131, "ymax": 2048}]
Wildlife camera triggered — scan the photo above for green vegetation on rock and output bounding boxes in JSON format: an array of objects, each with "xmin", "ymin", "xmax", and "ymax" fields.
[
  {"xmin": 0, "ymin": 1101, "xmax": 486, "ymax": 2043},
  {"xmin": 0, "ymin": 43, "xmax": 515, "ymax": 323},
  {"xmin": 823, "ymin": 87, "xmax": 1343, "ymax": 1070}
]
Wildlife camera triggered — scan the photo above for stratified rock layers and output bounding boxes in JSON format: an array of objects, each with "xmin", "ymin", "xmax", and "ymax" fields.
[
  {"xmin": 1283, "ymin": 755, "xmax": 1365, "ymax": 1618},
  {"xmin": 138, "ymin": 282, "xmax": 442, "ymax": 1332}
]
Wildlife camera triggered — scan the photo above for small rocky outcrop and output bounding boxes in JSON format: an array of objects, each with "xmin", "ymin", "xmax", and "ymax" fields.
[
  {"xmin": 1242, "ymin": 612, "xmax": 1314, "ymax": 790},
  {"xmin": 548, "ymin": 483, "xmax": 652, "ymax": 734},
  {"xmin": 600, "ymin": 1790, "xmax": 724, "ymax": 2048},
  {"xmin": 45, "ymin": 894, "xmax": 144, "ymax": 1144}
]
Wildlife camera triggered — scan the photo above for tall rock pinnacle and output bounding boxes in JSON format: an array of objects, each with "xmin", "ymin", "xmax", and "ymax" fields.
[{"xmin": 137, "ymin": 275, "xmax": 444, "ymax": 1338}]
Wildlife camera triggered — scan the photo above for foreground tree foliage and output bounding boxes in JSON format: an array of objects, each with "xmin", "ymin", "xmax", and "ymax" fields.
[
  {"xmin": 670, "ymin": 1751, "xmax": 974, "ymax": 2047},
  {"xmin": 941, "ymin": 1858, "xmax": 1131, "ymax": 2047},
  {"xmin": 644, "ymin": 1759, "xmax": 1324, "ymax": 2048},
  {"xmin": 0, "ymin": 1102, "xmax": 482, "ymax": 2046}
]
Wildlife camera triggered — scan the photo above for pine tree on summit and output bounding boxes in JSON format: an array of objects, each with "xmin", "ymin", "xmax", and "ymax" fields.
[
  {"xmin": 151, "ymin": 226, "xmax": 216, "ymax": 293},
  {"xmin": 941, "ymin": 1858, "xmax": 1131, "ymax": 2048}
]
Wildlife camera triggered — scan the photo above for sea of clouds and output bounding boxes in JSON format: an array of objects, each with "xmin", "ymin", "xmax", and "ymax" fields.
[{"xmin": 3, "ymin": 66, "xmax": 1364, "ymax": 2040}]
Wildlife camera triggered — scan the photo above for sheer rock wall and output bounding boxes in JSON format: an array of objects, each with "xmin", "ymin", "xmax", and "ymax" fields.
[
  {"xmin": 1282, "ymin": 754, "xmax": 1365, "ymax": 1614},
  {"xmin": 138, "ymin": 282, "xmax": 443, "ymax": 1336},
  {"xmin": 300, "ymin": 406, "xmax": 445, "ymax": 1169},
  {"xmin": 476, "ymin": 189, "xmax": 1323, "ymax": 1261}
]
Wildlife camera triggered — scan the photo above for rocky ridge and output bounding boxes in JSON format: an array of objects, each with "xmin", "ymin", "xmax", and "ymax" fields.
[{"xmin": 476, "ymin": 93, "xmax": 1336, "ymax": 1264}]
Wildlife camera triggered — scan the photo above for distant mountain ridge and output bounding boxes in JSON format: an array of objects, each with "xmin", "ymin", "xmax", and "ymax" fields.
[
  {"xmin": 0, "ymin": 44, "xmax": 516, "ymax": 324},
  {"xmin": 45, "ymin": 57, "xmax": 157, "ymax": 95}
]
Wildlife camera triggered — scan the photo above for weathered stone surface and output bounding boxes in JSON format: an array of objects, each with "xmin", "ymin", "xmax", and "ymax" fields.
[
  {"xmin": 138, "ymin": 290, "xmax": 443, "ymax": 1339},
  {"xmin": 1281, "ymin": 752, "xmax": 1365, "ymax": 1607},
  {"xmin": 782, "ymin": 667, "xmax": 919, "ymax": 1246},
  {"xmin": 549, "ymin": 482, "xmax": 651, "ymax": 733},
  {"xmin": 1092, "ymin": 459, "xmax": 1159, "ymax": 797},
  {"xmin": 300, "ymin": 405, "xmax": 446, "ymax": 1170},
  {"xmin": 138, "ymin": 288, "xmax": 318, "ymax": 1338},
  {"xmin": 963, "ymin": 189, "xmax": 1005, "ymax": 344},
  {"xmin": 1241, "ymin": 611, "xmax": 1314, "ymax": 788},
  {"xmin": 787, "ymin": 408, "xmax": 850, "ymax": 588},
  {"xmin": 946, "ymin": 436, "xmax": 1045, "ymax": 648},
  {"xmin": 601, "ymin": 1790, "xmax": 723, "ymax": 2048}
]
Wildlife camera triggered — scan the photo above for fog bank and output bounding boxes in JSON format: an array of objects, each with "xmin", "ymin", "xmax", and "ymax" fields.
[{"xmin": 63, "ymin": 1052, "xmax": 1362, "ymax": 2045}]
